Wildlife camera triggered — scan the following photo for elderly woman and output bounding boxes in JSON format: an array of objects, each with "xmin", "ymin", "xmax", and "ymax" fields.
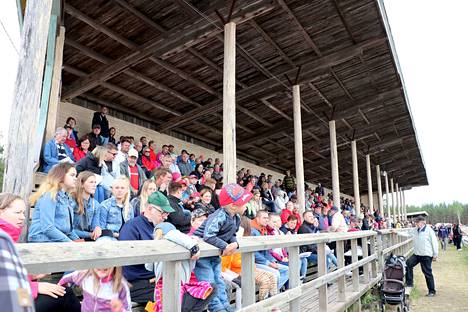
[{"xmin": 43, "ymin": 127, "xmax": 75, "ymax": 173}]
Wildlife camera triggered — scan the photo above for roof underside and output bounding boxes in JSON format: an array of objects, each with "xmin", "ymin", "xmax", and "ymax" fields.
[{"xmin": 60, "ymin": 0, "xmax": 428, "ymax": 194}]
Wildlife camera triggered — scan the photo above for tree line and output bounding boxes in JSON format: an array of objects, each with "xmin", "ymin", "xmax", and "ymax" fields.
[{"xmin": 407, "ymin": 202, "xmax": 468, "ymax": 224}]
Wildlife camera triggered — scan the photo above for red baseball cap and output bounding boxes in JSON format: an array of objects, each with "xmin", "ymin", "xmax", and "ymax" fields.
[{"xmin": 219, "ymin": 183, "xmax": 253, "ymax": 207}]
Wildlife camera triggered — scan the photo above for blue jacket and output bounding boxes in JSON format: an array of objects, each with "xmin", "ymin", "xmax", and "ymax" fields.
[
  {"xmin": 119, "ymin": 215, "xmax": 155, "ymax": 281},
  {"xmin": 193, "ymin": 208, "xmax": 239, "ymax": 251},
  {"xmin": 43, "ymin": 139, "xmax": 74, "ymax": 173},
  {"xmin": 71, "ymin": 197, "xmax": 101, "ymax": 239},
  {"xmin": 28, "ymin": 191, "xmax": 79, "ymax": 242},
  {"xmin": 99, "ymin": 197, "xmax": 134, "ymax": 234},
  {"xmin": 251, "ymin": 227, "xmax": 276, "ymax": 265}
]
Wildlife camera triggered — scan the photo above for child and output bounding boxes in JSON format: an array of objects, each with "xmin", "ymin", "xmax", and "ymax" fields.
[
  {"xmin": 145, "ymin": 222, "xmax": 213, "ymax": 312},
  {"xmin": 59, "ymin": 267, "xmax": 131, "ymax": 312},
  {"xmin": 193, "ymin": 183, "xmax": 252, "ymax": 312}
]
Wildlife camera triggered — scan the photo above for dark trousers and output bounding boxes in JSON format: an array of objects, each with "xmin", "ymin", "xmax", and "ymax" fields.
[
  {"xmin": 35, "ymin": 287, "xmax": 81, "ymax": 312},
  {"xmin": 405, "ymin": 255, "xmax": 435, "ymax": 293},
  {"xmin": 129, "ymin": 279, "xmax": 155, "ymax": 304},
  {"xmin": 181, "ymin": 285, "xmax": 215, "ymax": 312},
  {"xmin": 453, "ymin": 236, "xmax": 462, "ymax": 250}
]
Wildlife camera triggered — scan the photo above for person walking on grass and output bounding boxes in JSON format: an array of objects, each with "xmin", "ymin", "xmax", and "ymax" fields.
[{"xmin": 405, "ymin": 216, "xmax": 438, "ymax": 297}]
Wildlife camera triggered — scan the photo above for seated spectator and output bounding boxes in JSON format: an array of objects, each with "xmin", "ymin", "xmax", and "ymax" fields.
[
  {"xmin": 65, "ymin": 116, "xmax": 79, "ymax": 143},
  {"xmin": 167, "ymin": 182, "xmax": 192, "ymax": 234},
  {"xmin": 70, "ymin": 171, "xmax": 102, "ymax": 240},
  {"xmin": 29, "ymin": 163, "xmax": 80, "ymax": 242},
  {"xmin": 73, "ymin": 134, "xmax": 91, "ymax": 162},
  {"xmin": 115, "ymin": 137, "xmax": 131, "ymax": 165},
  {"xmin": 76, "ymin": 145, "xmax": 104, "ymax": 175},
  {"xmin": 119, "ymin": 192, "xmax": 174, "ymax": 304},
  {"xmin": 145, "ymin": 222, "xmax": 213, "ymax": 312},
  {"xmin": 200, "ymin": 178, "xmax": 220, "ymax": 210},
  {"xmin": 155, "ymin": 144, "xmax": 169, "ymax": 168},
  {"xmin": 212, "ymin": 164, "xmax": 223, "ymax": 181},
  {"xmin": 130, "ymin": 180, "xmax": 157, "ymax": 217},
  {"xmin": 194, "ymin": 188, "xmax": 216, "ymax": 216},
  {"xmin": 0, "ymin": 193, "xmax": 81, "ymax": 312},
  {"xmin": 99, "ymin": 177, "xmax": 134, "ymax": 239},
  {"xmin": 245, "ymin": 189, "xmax": 262, "ymax": 220},
  {"xmin": 152, "ymin": 168, "xmax": 172, "ymax": 196},
  {"xmin": 119, "ymin": 149, "xmax": 146, "ymax": 197},
  {"xmin": 328, "ymin": 206, "xmax": 349, "ymax": 232},
  {"xmin": 92, "ymin": 105, "xmax": 110, "ymax": 144},
  {"xmin": 189, "ymin": 208, "xmax": 208, "ymax": 235},
  {"xmin": 108, "ymin": 127, "xmax": 116, "ymax": 145},
  {"xmin": 279, "ymin": 215, "xmax": 298, "ymax": 235},
  {"xmin": 64, "ymin": 124, "xmax": 77, "ymax": 151},
  {"xmin": 274, "ymin": 189, "xmax": 289, "ymax": 211},
  {"xmin": 140, "ymin": 136, "xmax": 148, "ymax": 149},
  {"xmin": 161, "ymin": 154, "xmax": 180, "ymax": 175},
  {"xmin": 260, "ymin": 182, "xmax": 276, "ymax": 212},
  {"xmin": 141, "ymin": 146, "xmax": 156, "ymax": 178},
  {"xmin": 100, "ymin": 143, "xmax": 120, "ymax": 199},
  {"xmin": 313, "ymin": 204, "xmax": 328, "ymax": 231},
  {"xmin": 280, "ymin": 201, "xmax": 302, "ymax": 231},
  {"xmin": 271, "ymin": 179, "xmax": 282, "ymax": 199},
  {"xmin": 43, "ymin": 127, "xmax": 74, "ymax": 173},
  {"xmin": 251, "ymin": 210, "xmax": 289, "ymax": 291},
  {"xmin": 177, "ymin": 151, "xmax": 192, "ymax": 177},
  {"xmin": 348, "ymin": 216, "xmax": 361, "ymax": 232},
  {"xmin": 88, "ymin": 124, "xmax": 104, "ymax": 151},
  {"xmin": 192, "ymin": 183, "xmax": 252, "ymax": 312}
]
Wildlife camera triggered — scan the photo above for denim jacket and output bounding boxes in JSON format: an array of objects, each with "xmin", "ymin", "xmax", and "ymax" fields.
[
  {"xmin": 100, "ymin": 160, "xmax": 120, "ymax": 192},
  {"xmin": 43, "ymin": 139, "xmax": 74, "ymax": 173},
  {"xmin": 28, "ymin": 191, "xmax": 79, "ymax": 242},
  {"xmin": 71, "ymin": 197, "xmax": 101, "ymax": 239},
  {"xmin": 99, "ymin": 197, "xmax": 134, "ymax": 234}
]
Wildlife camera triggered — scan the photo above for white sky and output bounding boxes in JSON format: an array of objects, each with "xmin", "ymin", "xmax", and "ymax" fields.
[{"xmin": 0, "ymin": 1, "xmax": 466, "ymax": 205}]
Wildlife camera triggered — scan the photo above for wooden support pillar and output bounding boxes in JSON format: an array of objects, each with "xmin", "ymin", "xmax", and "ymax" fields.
[
  {"xmin": 366, "ymin": 154, "xmax": 373, "ymax": 212},
  {"xmin": 402, "ymin": 189, "xmax": 407, "ymax": 222},
  {"xmin": 3, "ymin": 0, "xmax": 54, "ymax": 208},
  {"xmin": 396, "ymin": 183, "xmax": 400, "ymax": 222},
  {"xmin": 293, "ymin": 85, "xmax": 305, "ymax": 214},
  {"xmin": 162, "ymin": 261, "xmax": 181, "ymax": 312},
  {"xmin": 400, "ymin": 187, "xmax": 405, "ymax": 222},
  {"xmin": 390, "ymin": 178, "xmax": 396, "ymax": 224},
  {"xmin": 317, "ymin": 243, "xmax": 328, "ymax": 311},
  {"xmin": 351, "ymin": 140, "xmax": 361, "ymax": 217},
  {"xmin": 384, "ymin": 172, "xmax": 391, "ymax": 226},
  {"xmin": 330, "ymin": 120, "xmax": 340, "ymax": 209},
  {"xmin": 336, "ymin": 240, "xmax": 346, "ymax": 302},
  {"xmin": 287, "ymin": 246, "xmax": 301, "ymax": 311},
  {"xmin": 376, "ymin": 165, "xmax": 383, "ymax": 213},
  {"xmin": 241, "ymin": 252, "xmax": 256, "ymax": 307},
  {"xmin": 223, "ymin": 21, "xmax": 237, "ymax": 185}
]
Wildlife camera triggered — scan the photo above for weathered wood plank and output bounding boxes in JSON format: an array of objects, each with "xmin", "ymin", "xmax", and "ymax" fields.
[{"xmin": 241, "ymin": 252, "xmax": 256, "ymax": 307}]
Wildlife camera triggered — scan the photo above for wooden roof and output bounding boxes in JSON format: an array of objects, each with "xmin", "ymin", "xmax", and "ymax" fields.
[{"xmin": 60, "ymin": 0, "xmax": 428, "ymax": 194}]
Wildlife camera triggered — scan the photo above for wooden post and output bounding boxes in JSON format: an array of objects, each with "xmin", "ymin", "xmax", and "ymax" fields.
[
  {"xmin": 396, "ymin": 183, "xmax": 400, "ymax": 222},
  {"xmin": 361, "ymin": 236, "xmax": 369, "ymax": 284},
  {"xmin": 336, "ymin": 240, "xmax": 346, "ymax": 302},
  {"xmin": 376, "ymin": 165, "xmax": 383, "ymax": 213},
  {"xmin": 402, "ymin": 189, "xmax": 407, "ymax": 222},
  {"xmin": 293, "ymin": 85, "xmax": 305, "ymax": 214},
  {"xmin": 223, "ymin": 21, "xmax": 236, "ymax": 184},
  {"xmin": 376, "ymin": 233, "xmax": 384, "ymax": 272},
  {"xmin": 366, "ymin": 154, "xmax": 373, "ymax": 213},
  {"xmin": 351, "ymin": 239, "xmax": 359, "ymax": 292},
  {"xmin": 162, "ymin": 261, "xmax": 181, "ymax": 312},
  {"xmin": 287, "ymin": 246, "xmax": 301, "ymax": 311},
  {"xmin": 384, "ymin": 171, "xmax": 391, "ymax": 226},
  {"xmin": 317, "ymin": 243, "xmax": 328, "ymax": 312},
  {"xmin": 3, "ymin": 0, "xmax": 54, "ymax": 210},
  {"xmin": 369, "ymin": 236, "xmax": 377, "ymax": 278},
  {"xmin": 45, "ymin": 25, "xmax": 65, "ymax": 142},
  {"xmin": 241, "ymin": 252, "xmax": 256, "ymax": 307},
  {"xmin": 330, "ymin": 120, "xmax": 340, "ymax": 209},
  {"xmin": 351, "ymin": 140, "xmax": 361, "ymax": 218},
  {"xmin": 390, "ymin": 178, "xmax": 396, "ymax": 224}
]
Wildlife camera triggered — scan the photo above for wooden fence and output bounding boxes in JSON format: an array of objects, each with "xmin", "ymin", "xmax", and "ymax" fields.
[{"xmin": 16, "ymin": 229, "xmax": 413, "ymax": 312}]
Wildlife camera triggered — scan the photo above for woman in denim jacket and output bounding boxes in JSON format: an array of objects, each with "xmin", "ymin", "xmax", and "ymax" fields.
[
  {"xmin": 28, "ymin": 163, "xmax": 80, "ymax": 242},
  {"xmin": 99, "ymin": 177, "xmax": 134, "ymax": 239},
  {"xmin": 70, "ymin": 171, "xmax": 102, "ymax": 240}
]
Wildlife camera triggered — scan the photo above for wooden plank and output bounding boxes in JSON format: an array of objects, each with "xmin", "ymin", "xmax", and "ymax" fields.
[
  {"xmin": 361, "ymin": 237, "xmax": 369, "ymax": 284},
  {"xmin": 351, "ymin": 239, "xmax": 359, "ymax": 292},
  {"xmin": 3, "ymin": 0, "xmax": 54, "ymax": 238},
  {"xmin": 241, "ymin": 252, "xmax": 256, "ymax": 307},
  {"xmin": 336, "ymin": 240, "xmax": 346, "ymax": 302},
  {"xmin": 45, "ymin": 25, "xmax": 65, "ymax": 142},
  {"xmin": 369, "ymin": 236, "xmax": 378, "ymax": 278},
  {"xmin": 317, "ymin": 243, "xmax": 328, "ymax": 312},
  {"xmin": 293, "ymin": 85, "xmax": 305, "ymax": 214},
  {"xmin": 162, "ymin": 260, "xmax": 181, "ymax": 312},
  {"xmin": 287, "ymin": 246, "xmax": 301, "ymax": 311}
]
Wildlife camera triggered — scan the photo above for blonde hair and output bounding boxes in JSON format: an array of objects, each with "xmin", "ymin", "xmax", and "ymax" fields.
[
  {"xmin": 139, "ymin": 180, "xmax": 156, "ymax": 214},
  {"xmin": 92, "ymin": 146, "xmax": 108, "ymax": 167},
  {"xmin": 0, "ymin": 193, "xmax": 24, "ymax": 211},
  {"xmin": 112, "ymin": 176, "xmax": 131, "ymax": 220},
  {"xmin": 30, "ymin": 163, "xmax": 75, "ymax": 205},
  {"xmin": 78, "ymin": 267, "xmax": 125, "ymax": 294},
  {"xmin": 70, "ymin": 171, "xmax": 95, "ymax": 215}
]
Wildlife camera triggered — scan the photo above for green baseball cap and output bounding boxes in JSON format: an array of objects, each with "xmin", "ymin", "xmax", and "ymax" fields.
[{"xmin": 147, "ymin": 192, "xmax": 175, "ymax": 213}]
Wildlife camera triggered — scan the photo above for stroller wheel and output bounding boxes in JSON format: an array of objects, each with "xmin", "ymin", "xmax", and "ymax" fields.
[{"xmin": 380, "ymin": 302, "xmax": 386, "ymax": 312}]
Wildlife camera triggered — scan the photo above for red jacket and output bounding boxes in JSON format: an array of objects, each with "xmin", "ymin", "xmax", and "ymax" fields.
[
  {"xmin": 73, "ymin": 148, "xmax": 87, "ymax": 162},
  {"xmin": 280, "ymin": 209, "xmax": 302, "ymax": 231}
]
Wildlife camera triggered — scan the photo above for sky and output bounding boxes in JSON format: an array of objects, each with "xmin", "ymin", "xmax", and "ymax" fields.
[{"xmin": 0, "ymin": 1, "xmax": 467, "ymax": 206}]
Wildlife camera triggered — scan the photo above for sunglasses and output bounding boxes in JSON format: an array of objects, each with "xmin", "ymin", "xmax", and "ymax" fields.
[{"xmin": 108, "ymin": 151, "xmax": 118, "ymax": 156}]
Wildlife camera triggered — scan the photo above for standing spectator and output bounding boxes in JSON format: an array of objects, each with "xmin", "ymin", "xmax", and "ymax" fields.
[
  {"xmin": 70, "ymin": 171, "xmax": 102, "ymax": 241},
  {"xmin": 438, "ymin": 225, "xmax": 449, "ymax": 251},
  {"xmin": 88, "ymin": 124, "xmax": 103, "ymax": 151},
  {"xmin": 108, "ymin": 127, "xmax": 117, "ymax": 145},
  {"xmin": 29, "ymin": 163, "xmax": 80, "ymax": 242},
  {"xmin": 178, "ymin": 151, "xmax": 192, "ymax": 177},
  {"xmin": 130, "ymin": 180, "xmax": 157, "ymax": 217},
  {"xmin": 43, "ymin": 127, "xmax": 75, "ymax": 173},
  {"xmin": 406, "ymin": 216, "xmax": 438, "ymax": 297},
  {"xmin": 92, "ymin": 105, "xmax": 110, "ymax": 144},
  {"xmin": 452, "ymin": 223, "xmax": 463, "ymax": 251},
  {"xmin": 167, "ymin": 182, "xmax": 192, "ymax": 234},
  {"xmin": 282, "ymin": 170, "xmax": 296, "ymax": 196},
  {"xmin": 314, "ymin": 183, "xmax": 325, "ymax": 197},
  {"xmin": 119, "ymin": 149, "xmax": 146, "ymax": 197},
  {"xmin": 73, "ymin": 134, "xmax": 91, "ymax": 162},
  {"xmin": 65, "ymin": 117, "xmax": 79, "ymax": 143},
  {"xmin": 193, "ymin": 184, "xmax": 252, "ymax": 312},
  {"xmin": 115, "ymin": 137, "xmax": 131, "ymax": 165}
]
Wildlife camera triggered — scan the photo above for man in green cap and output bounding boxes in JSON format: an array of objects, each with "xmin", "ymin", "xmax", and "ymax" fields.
[{"xmin": 119, "ymin": 191, "xmax": 175, "ymax": 304}]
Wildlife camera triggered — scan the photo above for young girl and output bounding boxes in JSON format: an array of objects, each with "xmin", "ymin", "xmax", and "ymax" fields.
[
  {"xmin": 59, "ymin": 267, "xmax": 131, "ymax": 312},
  {"xmin": 28, "ymin": 163, "xmax": 81, "ymax": 242},
  {"xmin": 194, "ymin": 189, "xmax": 215, "ymax": 215},
  {"xmin": 71, "ymin": 171, "xmax": 102, "ymax": 240},
  {"xmin": 99, "ymin": 177, "xmax": 134, "ymax": 239},
  {"xmin": 130, "ymin": 180, "xmax": 157, "ymax": 217}
]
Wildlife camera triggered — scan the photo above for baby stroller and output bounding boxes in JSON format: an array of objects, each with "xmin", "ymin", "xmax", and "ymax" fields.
[{"xmin": 380, "ymin": 254, "xmax": 409, "ymax": 312}]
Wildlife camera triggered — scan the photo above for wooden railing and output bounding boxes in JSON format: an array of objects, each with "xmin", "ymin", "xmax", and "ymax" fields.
[{"xmin": 16, "ymin": 229, "xmax": 413, "ymax": 312}]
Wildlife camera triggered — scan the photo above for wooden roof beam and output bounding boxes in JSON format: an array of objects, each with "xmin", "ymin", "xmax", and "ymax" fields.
[{"xmin": 62, "ymin": 0, "xmax": 276, "ymax": 99}]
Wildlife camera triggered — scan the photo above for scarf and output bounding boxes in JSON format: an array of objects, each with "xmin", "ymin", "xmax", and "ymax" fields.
[{"xmin": 0, "ymin": 218, "xmax": 22, "ymax": 242}]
